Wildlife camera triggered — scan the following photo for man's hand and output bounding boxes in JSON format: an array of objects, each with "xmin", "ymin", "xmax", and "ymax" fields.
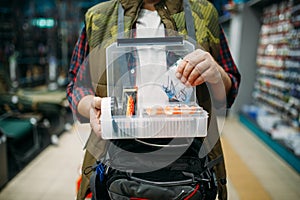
[
  {"xmin": 175, "ymin": 49, "xmax": 232, "ymax": 107},
  {"xmin": 90, "ymin": 96, "xmax": 102, "ymax": 137},
  {"xmin": 175, "ymin": 49, "xmax": 223, "ymax": 87}
]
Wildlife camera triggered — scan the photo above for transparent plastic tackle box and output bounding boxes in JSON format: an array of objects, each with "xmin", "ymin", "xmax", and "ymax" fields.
[{"xmin": 101, "ymin": 36, "xmax": 208, "ymax": 139}]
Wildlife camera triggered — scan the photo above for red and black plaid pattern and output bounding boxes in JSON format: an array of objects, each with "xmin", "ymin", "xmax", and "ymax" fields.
[{"xmin": 216, "ymin": 27, "xmax": 241, "ymax": 107}]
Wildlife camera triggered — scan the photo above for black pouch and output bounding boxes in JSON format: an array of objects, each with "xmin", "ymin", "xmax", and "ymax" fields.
[
  {"xmin": 108, "ymin": 178, "xmax": 202, "ymax": 200},
  {"xmin": 106, "ymin": 172, "xmax": 218, "ymax": 200},
  {"xmin": 105, "ymin": 163, "xmax": 217, "ymax": 200},
  {"xmin": 91, "ymin": 155, "xmax": 218, "ymax": 200}
]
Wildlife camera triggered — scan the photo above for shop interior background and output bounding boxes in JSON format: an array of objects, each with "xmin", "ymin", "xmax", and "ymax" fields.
[{"xmin": 0, "ymin": 0, "xmax": 299, "ymax": 199}]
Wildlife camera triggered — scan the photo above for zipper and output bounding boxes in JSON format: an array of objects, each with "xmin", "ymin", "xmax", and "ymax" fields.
[{"xmin": 130, "ymin": 175, "xmax": 195, "ymax": 186}]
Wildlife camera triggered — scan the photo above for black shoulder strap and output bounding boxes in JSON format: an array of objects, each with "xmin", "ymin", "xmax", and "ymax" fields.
[
  {"xmin": 183, "ymin": 0, "xmax": 196, "ymax": 40},
  {"xmin": 117, "ymin": 3, "xmax": 132, "ymax": 85},
  {"xmin": 118, "ymin": 3, "xmax": 125, "ymax": 39}
]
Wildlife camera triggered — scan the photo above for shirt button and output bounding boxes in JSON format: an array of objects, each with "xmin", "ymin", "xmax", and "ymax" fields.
[{"xmin": 130, "ymin": 69, "xmax": 135, "ymax": 74}]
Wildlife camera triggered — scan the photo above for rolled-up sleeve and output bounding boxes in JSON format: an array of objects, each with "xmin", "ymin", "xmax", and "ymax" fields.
[
  {"xmin": 217, "ymin": 27, "xmax": 241, "ymax": 108},
  {"xmin": 67, "ymin": 26, "xmax": 94, "ymax": 121}
]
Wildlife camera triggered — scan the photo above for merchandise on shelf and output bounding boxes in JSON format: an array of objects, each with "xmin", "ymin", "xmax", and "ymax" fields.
[{"xmin": 248, "ymin": 0, "xmax": 300, "ymax": 156}]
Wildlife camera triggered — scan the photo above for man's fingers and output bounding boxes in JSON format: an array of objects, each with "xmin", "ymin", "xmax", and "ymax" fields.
[
  {"xmin": 176, "ymin": 49, "xmax": 207, "ymax": 84},
  {"xmin": 90, "ymin": 107, "xmax": 102, "ymax": 137},
  {"xmin": 192, "ymin": 74, "xmax": 205, "ymax": 86},
  {"xmin": 187, "ymin": 60, "xmax": 209, "ymax": 84},
  {"xmin": 176, "ymin": 60, "xmax": 188, "ymax": 79},
  {"xmin": 96, "ymin": 110, "xmax": 101, "ymax": 118},
  {"xmin": 181, "ymin": 62, "xmax": 195, "ymax": 81},
  {"xmin": 183, "ymin": 49, "xmax": 206, "ymax": 65},
  {"xmin": 94, "ymin": 96, "xmax": 102, "ymax": 109}
]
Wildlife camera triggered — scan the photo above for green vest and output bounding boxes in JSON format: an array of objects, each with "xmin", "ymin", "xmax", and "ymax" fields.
[{"xmin": 84, "ymin": 0, "xmax": 227, "ymax": 199}]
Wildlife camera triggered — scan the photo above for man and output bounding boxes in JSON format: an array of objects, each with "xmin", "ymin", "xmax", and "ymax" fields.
[{"xmin": 67, "ymin": 0, "xmax": 240, "ymax": 199}]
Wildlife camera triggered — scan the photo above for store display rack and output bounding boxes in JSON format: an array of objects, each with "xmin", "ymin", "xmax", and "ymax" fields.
[
  {"xmin": 239, "ymin": 113, "xmax": 300, "ymax": 173},
  {"xmin": 253, "ymin": 0, "xmax": 299, "ymax": 127},
  {"xmin": 247, "ymin": 0, "xmax": 285, "ymax": 10},
  {"xmin": 241, "ymin": 0, "xmax": 300, "ymax": 173}
]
